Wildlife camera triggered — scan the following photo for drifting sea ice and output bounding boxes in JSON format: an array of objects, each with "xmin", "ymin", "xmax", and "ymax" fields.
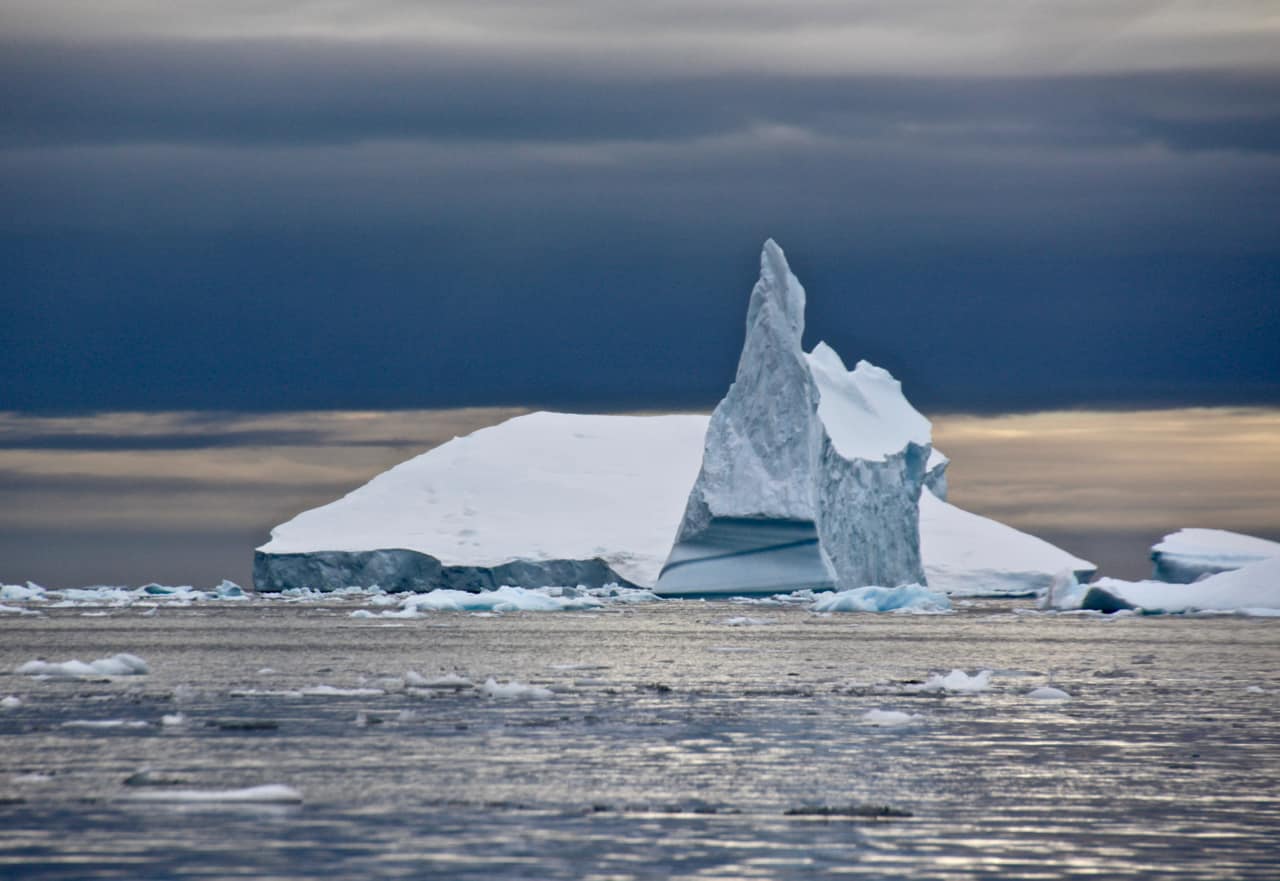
[
  {"xmin": 861, "ymin": 709, "xmax": 923, "ymax": 727},
  {"xmin": 1027, "ymin": 686, "xmax": 1071, "ymax": 701},
  {"xmin": 479, "ymin": 678, "xmax": 554, "ymax": 700},
  {"xmin": 61, "ymin": 719, "xmax": 150, "ymax": 729},
  {"xmin": 17, "ymin": 653, "xmax": 150, "ymax": 677},
  {"xmin": 811, "ymin": 585, "xmax": 951, "ymax": 613},
  {"xmin": 908, "ymin": 669, "xmax": 993, "ymax": 693},
  {"xmin": 2, "ymin": 696, "xmax": 23, "ymax": 709},
  {"xmin": 124, "ymin": 784, "xmax": 303, "ymax": 804}
]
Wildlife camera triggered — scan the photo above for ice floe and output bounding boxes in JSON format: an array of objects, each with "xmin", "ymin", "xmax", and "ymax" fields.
[
  {"xmin": 811, "ymin": 585, "xmax": 951, "ymax": 613},
  {"xmin": 1027, "ymin": 686, "xmax": 1071, "ymax": 701},
  {"xmin": 61, "ymin": 719, "xmax": 150, "ymax": 729},
  {"xmin": 125, "ymin": 784, "xmax": 303, "ymax": 803},
  {"xmin": 861, "ymin": 709, "xmax": 922, "ymax": 726},
  {"xmin": 479, "ymin": 678, "xmax": 554, "ymax": 700},
  {"xmin": 908, "ymin": 669, "xmax": 993, "ymax": 693},
  {"xmin": 18, "ymin": 653, "xmax": 150, "ymax": 677},
  {"xmin": 2, "ymin": 695, "xmax": 23, "ymax": 709}
]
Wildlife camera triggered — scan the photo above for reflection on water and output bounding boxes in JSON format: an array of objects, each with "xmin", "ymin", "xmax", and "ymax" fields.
[{"xmin": 2, "ymin": 600, "xmax": 1279, "ymax": 879}]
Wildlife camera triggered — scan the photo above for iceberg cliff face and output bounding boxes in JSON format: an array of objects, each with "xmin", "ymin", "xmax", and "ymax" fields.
[
  {"xmin": 656, "ymin": 240, "xmax": 929, "ymax": 596},
  {"xmin": 1149, "ymin": 528, "xmax": 1280, "ymax": 583}
]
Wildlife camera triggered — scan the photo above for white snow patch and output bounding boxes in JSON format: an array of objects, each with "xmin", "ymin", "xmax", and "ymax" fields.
[
  {"xmin": 125, "ymin": 784, "xmax": 303, "ymax": 803},
  {"xmin": 18, "ymin": 653, "xmax": 150, "ymax": 677},
  {"xmin": 478, "ymin": 678, "xmax": 554, "ymax": 700},
  {"xmin": 811, "ymin": 585, "xmax": 950, "ymax": 613},
  {"xmin": 807, "ymin": 344, "xmax": 931, "ymax": 463}
]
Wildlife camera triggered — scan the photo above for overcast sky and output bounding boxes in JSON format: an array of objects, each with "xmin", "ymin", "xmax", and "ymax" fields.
[
  {"xmin": 3, "ymin": 1, "xmax": 1278, "ymax": 412},
  {"xmin": 2, "ymin": 3, "xmax": 1277, "ymax": 586}
]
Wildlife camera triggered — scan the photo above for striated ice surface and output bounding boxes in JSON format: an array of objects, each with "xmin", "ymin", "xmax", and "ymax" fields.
[
  {"xmin": 657, "ymin": 240, "xmax": 929, "ymax": 596},
  {"xmin": 924, "ymin": 448, "xmax": 950, "ymax": 501},
  {"xmin": 1150, "ymin": 528, "xmax": 1280, "ymax": 583}
]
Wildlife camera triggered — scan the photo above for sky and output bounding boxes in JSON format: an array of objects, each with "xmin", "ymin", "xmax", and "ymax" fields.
[{"xmin": 1, "ymin": 2, "xmax": 1278, "ymax": 586}]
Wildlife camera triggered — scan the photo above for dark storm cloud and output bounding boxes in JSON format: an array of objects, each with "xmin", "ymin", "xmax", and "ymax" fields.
[{"xmin": 3, "ymin": 40, "xmax": 1280, "ymax": 154}]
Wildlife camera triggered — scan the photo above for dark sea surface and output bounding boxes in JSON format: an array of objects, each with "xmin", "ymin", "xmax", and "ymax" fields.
[{"xmin": 3, "ymin": 597, "xmax": 1279, "ymax": 879}]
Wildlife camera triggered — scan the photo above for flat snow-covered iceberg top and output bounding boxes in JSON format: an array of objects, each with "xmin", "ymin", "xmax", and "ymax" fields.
[
  {"xmin": 1150, "ymin": 528, "xmax": 1280, "ymax": 583},
  {"xmin": 258, "ymin": 412, "xmax": 708, "ymax": 587},
  {"xmin": 1050, "ymin": 555, "xmax": 1280, "ymax": 614},
  {"xmin": 920, "ymin": 490, "xmax": 1095, "ymax": 596}
]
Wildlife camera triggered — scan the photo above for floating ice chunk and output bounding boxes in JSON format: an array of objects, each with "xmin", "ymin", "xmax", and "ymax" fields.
[
  {"xmin": 298, "ymin": 685, "xmax": 385, "ymax": 697},
  {"xmin": 909, "ymin": 669, "xmax": 993, "ymax": 693},
  {"xmin": 161, "ymin": 713, "xmax": 187, "ymax": 726},
  {"xmin": 1, "ymin": 695, "xmax": 22, "ymax": 709},
  {"xmin": 479, "ymin": 677, "xmax": 554, "ymax": 700},
  {"xmin": 0, "ymin": 603, "xmax": 41, "ymax": 615},
  {"xmin": 811, "ymin": 585, "xmax": 950, "ymax": 613},
  {"xmin": 413, "ymin": 673, "xmax": 473, "ymax": 689},
  {"xmin": 1151, "ymin": 528, "xmax": 1280, "ymax": 583},
  {"xmin": 214, "ymin": 580, "xmax": 247, "ymax": 599},
  {"xmin": 400, "ymin": 586, "xmax": 605, "ymax": 614},
  {"xmin": 125, "ymin": 784, "xmax": 303, "ymax": 803},
  {"xmin": 862, "ymin": 709, "xmax": 922, "ymax": 727},
  {"xmin": 1246, "ymin": 685, "xmax": 1266, "ymax": 694},
  {"xmin": 61, "ymin": 719, "xmax": 150, "ymax": 729},
  {"xmin": 18, "ymin": 653, "xmax": 150, "ymax": 677},
  {"xmin": 13, "ymin": 772, "xmax": 52, "ymax": 783},
  {"xmin": 716, "ymin": 616, "xmax": 776, "ymax": 626},
  {"xmin": 1027, "ymin": 686, "xmax": 1071, "ymax": 701},
  {"xmin": 1055, "ymin": 556, "xmax": 1280, "ymax": 614},
  {"xmin": 1, "ymin": 582, "xmax": 46, "ymax": 601}
]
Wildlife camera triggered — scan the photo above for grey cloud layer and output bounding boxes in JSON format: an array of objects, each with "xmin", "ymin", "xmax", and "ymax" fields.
[{"xmin": 4, "ymin": 40, "xmax": 1279, "ymax": 153}]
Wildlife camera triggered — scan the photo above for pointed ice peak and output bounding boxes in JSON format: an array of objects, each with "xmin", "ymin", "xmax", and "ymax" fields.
[
  {"xmin": 746, "ymin": 239, "xmax": 806, "ymax": 341},
  {"xmin": 806, "ymin": 344, "xmax": 931, "ymax": 462}
]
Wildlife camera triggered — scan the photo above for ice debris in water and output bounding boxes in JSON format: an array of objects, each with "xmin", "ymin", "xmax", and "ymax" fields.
[
  {"xmin": 908, "ymin": 669, "xmax": 993, "ymax": 693},
  {"xmin": 811, "ymin": 585, "xmax": 950, "ymax": 613},
  {"xmin": 162, "ymin": 713, "xmax": 187, "ymax": 726},
  {"xmin": 18, "ymin": 653, "xmax": 150, "ymax": 677},
  {"xmin": 1, "ymin": 582, "xmax": 47, "ymax": 601},
  {"xmin": 479, "ymin": 678, "xmax": 554, "ymax": 700},
  {"xmin": 61, "ymin": 719, "xmax": 150, "ymax": 729},
  {"xmin": 352, "ymin": 585, "xmax": 656, "ymax": 618},
  {"xmin": 125, "ymin": 784, "xmax": 303, "ymax": 803},
  {"xmin": 717, "ymin": 616, "xmax": 776, "ymax": 626},
  {"xmin": 1027, "ymin": 686, "xmax": 1071, "ymax": 701},
  {"xmin": 2, "ymin": 696, "xmax": 23, "ymax": 710},
  {"xmin": 862, "ymin": 709, "xmax": 922, "ymax": 727},
  {"xmin": 0, "ymin": 603, "xmax": 41, "ymax": 615}
]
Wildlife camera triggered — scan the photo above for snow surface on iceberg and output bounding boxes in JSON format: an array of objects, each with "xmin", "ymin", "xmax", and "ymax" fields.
[
  {"xmin": 656, "ymin": 240, "xmax": 930, "ymax": 596},
  {"xmin": 1150, "ymin": 528, "xmax": 1280, "ymax": 583},
  {"xmin": 920, "ymin": 489, "xmax": 1095, "ymax": 596},
  {"xmin": 1048, "ymin": 555, "xmax": 1280, "ymax": 614},
  {"xmin": 256, "ymin": 412, "xmax": 707, "ymax": 592}
]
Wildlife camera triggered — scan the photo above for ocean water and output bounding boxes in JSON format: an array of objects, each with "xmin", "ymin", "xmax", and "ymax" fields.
[{"xmin": 3, "ymin": 597, "xmax": 1279, "ymax": 879}]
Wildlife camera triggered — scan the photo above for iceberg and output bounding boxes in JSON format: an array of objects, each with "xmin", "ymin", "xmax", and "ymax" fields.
[
  {"xmin": 655, "ymin": 240, "xmax": 931, "ymax": 596},
  {"xmin": 924, "ymin": 448, "xmax": 950, "ymax": 501},
  {"xmin": 1150, "ymin": 528, "xmax": 1280, "ymax": 583},
  {"xmin": 920, "ymin": 489, "xmax": 1095, "ymax": 596},
  {"xmin": 255, "ymin": 412, "xmax": 707, "ymax": 592},
  {"xmin": 1064, "ymin": 555, "xmax": 1280, "ymax": 614}
]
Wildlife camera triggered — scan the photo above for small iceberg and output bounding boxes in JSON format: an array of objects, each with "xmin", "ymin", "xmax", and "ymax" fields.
[
  {"xmin": 1044, "ymin": 556, "xmax": 1280, "ymax": 614},
  {"xmin": 811, "ymin": 585, "xmax": 950, "ymax": 613},
  {"xmin": 1027, "ymin": 686, "xmax": 1071, "ymax": 701}
]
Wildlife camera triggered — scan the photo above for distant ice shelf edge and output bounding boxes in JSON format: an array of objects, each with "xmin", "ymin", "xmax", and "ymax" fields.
[{"xmin": 255, "ymin": 240, "xmax": 1095, "ymax": 598}]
